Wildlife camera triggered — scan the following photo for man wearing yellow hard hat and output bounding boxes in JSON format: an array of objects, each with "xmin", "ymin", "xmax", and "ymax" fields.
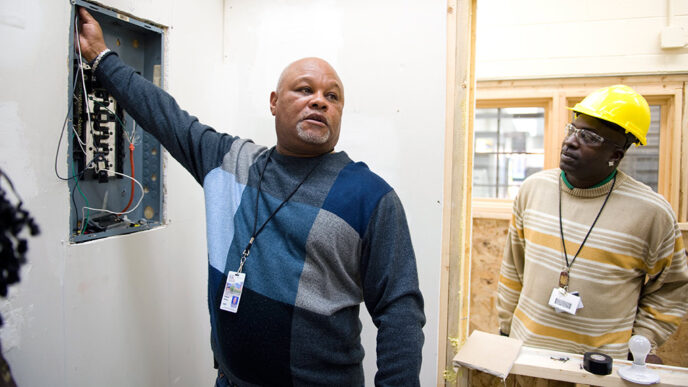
[{"xmin": 497, "ymin": 85, "xmax": 688, "ymax": 364}]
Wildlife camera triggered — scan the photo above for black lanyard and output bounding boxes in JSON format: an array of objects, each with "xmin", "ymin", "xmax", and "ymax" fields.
[
  {"xmin": 237, "ymin": 147, "xmax": 324, "ymax": 273},
  {"xmin": 557, "ymin": 173, "xmax": 616, "ymax": 289}
]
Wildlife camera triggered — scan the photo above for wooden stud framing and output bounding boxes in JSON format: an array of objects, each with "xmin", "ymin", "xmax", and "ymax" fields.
[
  {"xmin": 682, "ymin": 82, "xmax": 688, "ymax": 223},
  {"xmin": 439, "ymin": 0, "xmax": 476, "ymax": 385}
]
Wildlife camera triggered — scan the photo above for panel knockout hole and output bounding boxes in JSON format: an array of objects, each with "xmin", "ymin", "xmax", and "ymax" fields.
[
  {"xmin": 116, "ymin": 38, "xmax": 121, "ymax": 46},
  {"xmin": 151, "ymin": 173, "xmax": 157, "ymax": 181},
  {"xmin": 151, "ymin": 148, "xmax": 157, "ymax": 156},
  {"xmin": 144, "ymin": 206, "xmax": 155, "ymax": 219}
]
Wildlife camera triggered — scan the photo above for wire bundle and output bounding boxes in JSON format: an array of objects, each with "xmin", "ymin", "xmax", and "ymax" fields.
[
  {"xmin": 55, "ymin": 12, "xmax": 145, "ymax": 236},
  {"xmin": 0, "ymin": 169, "xmax": 40, "ymax": 325}
]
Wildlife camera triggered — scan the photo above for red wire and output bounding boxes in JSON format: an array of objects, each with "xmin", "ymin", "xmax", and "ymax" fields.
[{"xmin": 119, "ymin": 144, "xmax": 135, "ymax": 214}]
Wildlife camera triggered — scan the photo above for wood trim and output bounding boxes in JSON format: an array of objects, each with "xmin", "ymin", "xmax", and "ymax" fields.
[
  {"xmin": 681, "ymin": 82, "xmax": 688, "ymax": 222},
  {"xmin": 471, "ymin": 198, "xmax": 512, "ymax": 220},
  {"xmin": 456, "ymin": 345, "xmax": 688, "ymax": 386},
  {"xmin": 439, "ymin": 0, "xmax": 476, "ymax": 385}
]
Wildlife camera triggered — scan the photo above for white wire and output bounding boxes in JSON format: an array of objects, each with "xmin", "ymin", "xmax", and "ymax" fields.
[
  {"xmin": 74, "ymin": 14, "xmax": 94, "ymax": 150},
  {"xmin": 130, "ymin": 121, "xmax": 137, "ymax": 144},
  {"xmin": 80, "ymin": 169, "xmax": 145, "ymax": 223},
  {"xmin": 72, "ymin": 14, "xmax": 146, "ymax": 230}
]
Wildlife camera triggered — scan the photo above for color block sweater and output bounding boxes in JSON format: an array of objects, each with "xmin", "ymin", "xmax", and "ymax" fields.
[
  {"xmin": 497, "ymin": 169, "xmax": 688, "ymax": 359},
  {"xmin": 95, "ymin": 54, "xmax": 425, "ymax": 386}
]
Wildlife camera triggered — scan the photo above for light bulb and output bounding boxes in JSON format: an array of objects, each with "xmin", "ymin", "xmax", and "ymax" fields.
[{"xmin": 628, "ymin": 335, "xmax": 650, "ymax": 365}]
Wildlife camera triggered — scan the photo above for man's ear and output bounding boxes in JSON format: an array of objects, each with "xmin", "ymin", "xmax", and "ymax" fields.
[
  {"xmin": 611, "ymin": 148, "xmax": 626, "ymax": 165},
  {"xmin": 269, "ymin": 91, "xmax": 277, "ymax": 116}
]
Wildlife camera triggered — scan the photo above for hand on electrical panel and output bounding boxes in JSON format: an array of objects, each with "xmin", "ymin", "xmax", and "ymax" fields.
[{"xmin": 76, "ymin": 7, "xmax": 107, "ymax": 63}]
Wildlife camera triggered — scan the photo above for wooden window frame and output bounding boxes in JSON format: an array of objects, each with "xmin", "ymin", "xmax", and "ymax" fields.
[
  {"xmin": 473, "ymin": 76, "xmax": 688, "ymax": 227},
  {"xmin": 473, "ymin": 99, "xmax": 551, "ymax": 219}
]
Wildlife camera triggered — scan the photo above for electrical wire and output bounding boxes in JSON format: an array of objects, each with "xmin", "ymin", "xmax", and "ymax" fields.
[
  {"xmin": 55, "ymin": 72, "xmax": 87, "ymax": 181},
  {"xmin": 74, "ymin": 13, "xmax": 96, "ymax": 149},
  {"xmin": 119, "ymin": 144, "xmax": 136, "ymax": 214},
  {"xmin": 71, "ymin": 161, "xmax": 90, "ymax": 235},
  {"xmin": 55, "ymin": 13, "xmax": 93, "ymax": 181},
  {"xmin": 66, "ymin": 11, "xmax": 145, "ymax": 235},
  {"xmin": 80, "ymin": 169, "xmax": 145, "ymax": 228}
]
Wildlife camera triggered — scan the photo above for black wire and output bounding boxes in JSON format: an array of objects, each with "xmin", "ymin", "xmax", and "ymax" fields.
[
  {"xmin": 55, "ymin": 63, "xmax": 85, "ymax": 181},
  {"xmin": 71, "ymin": 171, "xmax": 81, "ymax": 231}
]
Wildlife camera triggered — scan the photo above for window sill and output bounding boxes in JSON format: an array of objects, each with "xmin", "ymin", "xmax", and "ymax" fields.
[{"xmin": 472, "ymin": 198, "xmax": 513, "ymax": 220}]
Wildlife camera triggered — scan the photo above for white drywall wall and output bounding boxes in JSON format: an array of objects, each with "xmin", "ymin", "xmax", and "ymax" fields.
[
  {"xmin": 0, "ymin": 0, "xmax": 446, "ymax": 385},
  {"xmin": 476, "ymin": 0, "xmax": 688, "ymax": 79}
]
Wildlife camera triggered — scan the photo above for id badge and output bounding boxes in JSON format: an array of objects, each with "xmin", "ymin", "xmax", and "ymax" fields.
[
  {"xmin": 548, "ymin": 287, "xmax": 581, "ymax": 315},
  {"xmin": 220, "ymin": 271, "xmax": 245, "ymax": 313}
]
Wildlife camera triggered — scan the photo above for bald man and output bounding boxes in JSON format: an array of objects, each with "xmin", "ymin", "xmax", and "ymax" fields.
[{"xmin": 77, "ymin": 8, "xmax": 425, "ymax": 387}]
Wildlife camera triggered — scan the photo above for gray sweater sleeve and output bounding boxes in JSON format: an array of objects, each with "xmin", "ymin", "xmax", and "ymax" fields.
[
  {"xmin": 361, "ymin": 191, "xmax": 425, "ymax": 386},
  {"xmin": 94, "ymin": 53, "xmax": 239, "ymax": 185}
]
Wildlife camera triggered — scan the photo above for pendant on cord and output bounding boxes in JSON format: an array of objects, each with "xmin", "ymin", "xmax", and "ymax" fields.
[{"xmin": 558, "ymin": 269, "xmax": 569, "ymax": 289}]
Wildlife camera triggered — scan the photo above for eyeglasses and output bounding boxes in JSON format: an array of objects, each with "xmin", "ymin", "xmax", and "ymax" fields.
[{"xmin": 565, "ymin": 123, "xmax": 607, "ymax": 146}]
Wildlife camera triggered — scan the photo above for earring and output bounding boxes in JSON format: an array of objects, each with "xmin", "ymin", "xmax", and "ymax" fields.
[{"xmin": 608, "ymin": 161, "xmax": 615, "ymax": 167}]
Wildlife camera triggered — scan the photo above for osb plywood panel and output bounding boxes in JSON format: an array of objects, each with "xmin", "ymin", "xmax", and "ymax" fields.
[
  {"xmin": 469, "ymin": 218, "xmax": 509, "ymax": 336},
  {"xmin": 469, "ymin": 219, "xmax": 688, "ymax": 367}
]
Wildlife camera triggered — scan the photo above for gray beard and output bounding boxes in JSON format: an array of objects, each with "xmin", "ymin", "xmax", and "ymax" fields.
[{"xmin": 296, "ymin": 123, "xmax": 330, "ymax": 145}]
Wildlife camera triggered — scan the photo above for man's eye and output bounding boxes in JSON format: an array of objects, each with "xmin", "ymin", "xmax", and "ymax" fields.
[
  {"xmin": 299, "ymin": 87, "xmax": 312, "ymax": 94},
  {"xmin": 327, "ymin": 93, "xmax": 339, "ymax": 101}
]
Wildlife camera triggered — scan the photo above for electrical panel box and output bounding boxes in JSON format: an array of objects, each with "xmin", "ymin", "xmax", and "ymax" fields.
[{"xmin": 68, "ymin": 1, "xmax": 164, "ymax": 243}]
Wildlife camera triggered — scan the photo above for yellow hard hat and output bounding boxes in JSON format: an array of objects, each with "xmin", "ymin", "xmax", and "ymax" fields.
[{"xmin": 570, "ymin": 85, "xmax": 651, "ymax": 146}]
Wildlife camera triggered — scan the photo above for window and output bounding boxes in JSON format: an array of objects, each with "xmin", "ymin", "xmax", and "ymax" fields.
[
  {"xmin": 474, "ymin": 107, "xmax": 544, "ymax": 198},
  {"xmin": 614, "ymin": 105, "xmax": 660, "ymax": 192},
  {"xmin": 473, "ymin": 76, "xmax": 687, "ymax": 225}
]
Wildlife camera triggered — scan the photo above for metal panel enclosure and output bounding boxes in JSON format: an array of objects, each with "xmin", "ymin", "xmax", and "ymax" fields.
[{"xmin": 68, "ymin": 0, "xmax": 164, "ymax": 242}]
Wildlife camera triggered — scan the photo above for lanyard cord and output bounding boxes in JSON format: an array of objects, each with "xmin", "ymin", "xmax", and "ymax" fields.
[
  {"xmin": 237, "ymin": 147, "xmax": 325, "ymax": 273},
  {"xmin": 558, "ymin": 173, "xmax": 616, "ymax": 271}
]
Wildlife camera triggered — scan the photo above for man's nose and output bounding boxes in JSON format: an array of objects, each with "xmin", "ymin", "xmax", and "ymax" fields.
[
  {"xmin": 563, "ymin": 131, "xmax": 580, "ymax": 147},
  {"xmin": 310, "ymin": 91, "xmax": 328, "ymax": 110}
]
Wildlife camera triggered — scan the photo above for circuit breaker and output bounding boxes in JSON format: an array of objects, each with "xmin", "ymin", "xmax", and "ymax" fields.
[{"xmin": 68, "ymin": 1, "xmax": 164, "ymax": 243}]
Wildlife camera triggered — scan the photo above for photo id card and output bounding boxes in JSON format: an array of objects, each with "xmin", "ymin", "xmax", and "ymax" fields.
[
  {"xmin": 548, "ymin": 287, "xmax": 581, "ymax": 315},
  {"xmin": 220, "ymin": 271, "xmax": 245, "ymax": 313}
]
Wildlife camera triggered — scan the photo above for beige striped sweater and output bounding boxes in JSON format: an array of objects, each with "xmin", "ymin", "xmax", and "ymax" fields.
[{"xmin": 497, "ymin": 169, "xmax": 688, "ymax": 359}]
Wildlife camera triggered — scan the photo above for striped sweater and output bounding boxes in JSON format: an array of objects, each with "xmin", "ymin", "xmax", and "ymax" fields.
[
  {"xmin": 497, "ymin": 169, "xmax": 688, "ymax": 359},
  {"xmin": 96, "ymin": 53, "xmax": 425, "ymax": 386}
]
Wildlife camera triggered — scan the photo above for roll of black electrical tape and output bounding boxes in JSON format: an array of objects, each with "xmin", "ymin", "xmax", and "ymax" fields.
[{"xmin": 583, "ymin": 352, "xmax": 613, "ymax": 375}]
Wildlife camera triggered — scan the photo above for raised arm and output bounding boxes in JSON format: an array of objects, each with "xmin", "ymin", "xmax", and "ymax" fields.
[{"xmin": 75, "ymin": 7, "xmax": 238, "ymax": 185}]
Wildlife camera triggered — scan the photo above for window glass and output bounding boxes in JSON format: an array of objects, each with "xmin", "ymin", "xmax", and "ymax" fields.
[
  {"xmin": 617, "ymin": 105, "xmax": 660, "ymax": 191},
  {"xmin": 473, "ymin": 107, "xmax": 545, "ymax": 198}
]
